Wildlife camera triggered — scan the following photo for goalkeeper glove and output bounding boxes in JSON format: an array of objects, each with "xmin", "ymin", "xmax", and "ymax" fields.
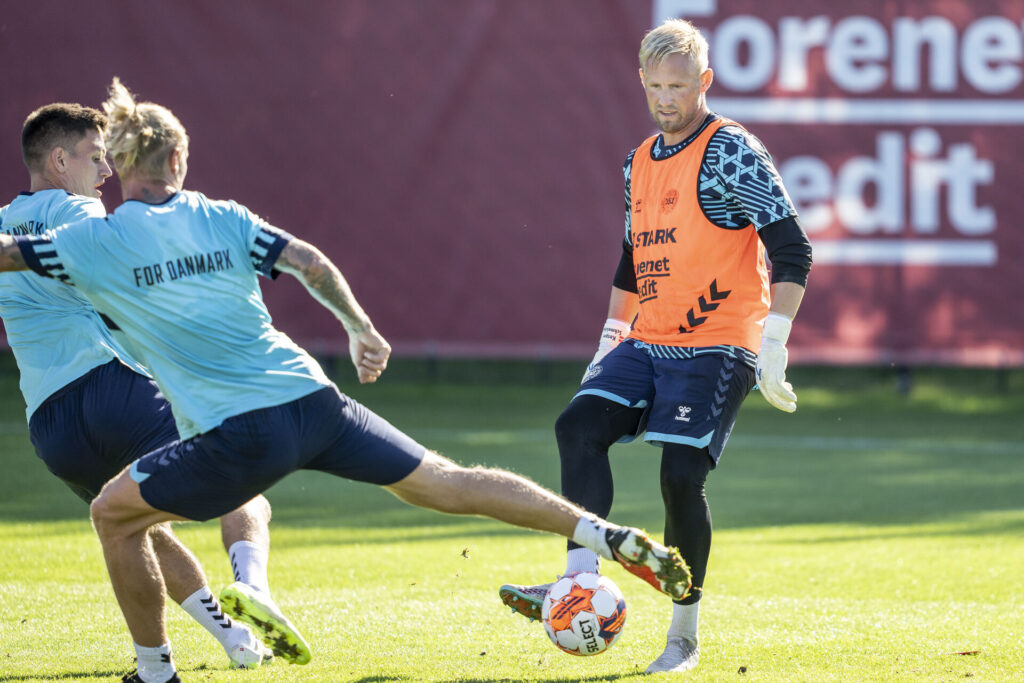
[
  {"xmin": 755, "ymin": 313, "xmax": 798, "ymax": 413},
  {"xmin": 582, "ymin": 318, "xmax": 631, "ymax": 383}
]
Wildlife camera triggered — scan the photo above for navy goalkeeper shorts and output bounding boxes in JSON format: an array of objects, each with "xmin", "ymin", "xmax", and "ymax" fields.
[{"xmin": 575, "ymin": 339, "xmax": 755, "ymax": 464}]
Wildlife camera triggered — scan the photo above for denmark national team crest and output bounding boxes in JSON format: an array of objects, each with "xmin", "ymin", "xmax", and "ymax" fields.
[{"xmin": 661, "ymin": 189, "xmax": 678, "ymax": 213}]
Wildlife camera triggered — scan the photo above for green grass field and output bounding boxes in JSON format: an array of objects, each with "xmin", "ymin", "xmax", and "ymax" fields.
[{"xmin": 1, "ymin": 356, "xmax": 1022, "ymax": 682}]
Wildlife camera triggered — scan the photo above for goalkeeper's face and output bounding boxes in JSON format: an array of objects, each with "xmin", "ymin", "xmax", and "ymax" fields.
[{"xmin": 639, "ymin": 53, "xmax": 713, "ymax": 144}]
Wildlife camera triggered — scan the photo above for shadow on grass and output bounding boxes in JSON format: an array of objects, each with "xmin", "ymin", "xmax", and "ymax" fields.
[
  {"xmin": 0, "ymin": 670, "xmax": 125, "ymax": 682},
  {"xmin": 1, "ymin": 364, "xmax": 1022, "ymax": 537},
  {"xmin": 346, "ymin": 675, "xmax": 638, "ymax": 683}
]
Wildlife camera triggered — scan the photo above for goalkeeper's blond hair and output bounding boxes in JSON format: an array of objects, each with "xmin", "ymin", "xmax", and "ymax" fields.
[
  {"xmin": 103, "ymin": 77, "xmax": 189, "ymax": 180},
  {"xmin": 638, "ymin": 19, "xmax": 709, "ymax": 74}
]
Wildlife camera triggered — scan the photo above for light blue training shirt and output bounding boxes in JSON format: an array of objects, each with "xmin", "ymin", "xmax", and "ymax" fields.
[
  {"xmin": 16, "ymin": 190, "xmax": 331, "ymax": 439},
  {"xmin": 0, "ymin": 190, "xmax": 146, "ymax": 420}
]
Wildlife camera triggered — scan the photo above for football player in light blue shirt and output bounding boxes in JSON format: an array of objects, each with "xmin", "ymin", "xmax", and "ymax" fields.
[
  {"xmin": 0, "ymin": 79, "xmax": 693, "ymax": 683},
  {"xmin": 0, "ymin": 103, "xmax": 293, "ymax": 671}
]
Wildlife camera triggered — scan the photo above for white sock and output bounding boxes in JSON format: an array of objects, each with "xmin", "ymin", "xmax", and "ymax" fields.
[
  {"xmin": 179, "ymin": 586, "xmax": 248, "ymax": 650},
  {"xmin": 667, "ymin": 601, "xmax": 700, "ymax": 645},
  {"xmin": 571, "ymin": 516, "xmax": 615, "ymax": 560},
  {"xmin": 134, "ymin": 642, "xmax": 174, "ymax": 683},
  {"xmin": 229, "ymin": 540, "xmax": 271, "ymax": 595},
  {"xmin": 565, "ymin": 547, "xmax": 600, "ymax": 575}
]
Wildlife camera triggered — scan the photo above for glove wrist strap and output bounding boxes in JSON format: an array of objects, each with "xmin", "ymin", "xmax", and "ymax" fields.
[{"xmin": 598, "ymin": 318, "xmax": 632, "ymax": 348}]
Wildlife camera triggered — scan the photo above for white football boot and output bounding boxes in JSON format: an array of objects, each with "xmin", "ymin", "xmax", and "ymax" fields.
[{"xmin": 645, "ymin": 636, "xmax": 700, "ymax": 673}]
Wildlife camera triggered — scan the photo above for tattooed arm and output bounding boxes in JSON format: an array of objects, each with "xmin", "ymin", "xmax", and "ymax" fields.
[
  {"xmin": 275, "ymin": 238, "xmax": 390, "ymax": 384},
  {"xmin": 0, "ymin": 234, "xmax": 28, "ymax": 272}
]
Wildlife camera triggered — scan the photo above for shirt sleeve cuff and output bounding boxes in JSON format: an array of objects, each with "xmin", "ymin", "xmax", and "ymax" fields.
[{"xmin": 13, "ymin": 235, "xmax": 53, "ymax": 278}]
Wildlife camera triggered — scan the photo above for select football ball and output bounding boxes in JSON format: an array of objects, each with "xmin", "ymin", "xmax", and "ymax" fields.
[
  {"xmin": 542, "ymin": 572, "xmax": 627, "ymax": 656},
  {"xmin": 542, "ymin": 572, "xmax": 626, "ymax": 656}
]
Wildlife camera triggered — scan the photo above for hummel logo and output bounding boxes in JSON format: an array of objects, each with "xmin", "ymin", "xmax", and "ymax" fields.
[{"xmin": 674, "ymin": 405, "xmax": 692, "ymax": 422}]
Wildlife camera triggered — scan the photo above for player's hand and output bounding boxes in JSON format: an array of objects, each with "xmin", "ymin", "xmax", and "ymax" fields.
[
  {"xmin": 581, "ymin": 318, "xmax": 631, "ymax": 384},
  {"xmin": 756, "ymin": 313, "xmax": 797, "ymax": 413},
  {"xmin": 349, "ymin": 325, "xmax": 391, "ymax": 384}
]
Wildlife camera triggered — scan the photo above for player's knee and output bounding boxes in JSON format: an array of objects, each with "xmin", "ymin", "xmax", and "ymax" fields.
[
  {"xmin": 90, "ymin": 478, "xmax": 156, "ymax": 541},
  {"xmin": 89, "ymin": 490, "xmax": 124, "ymax": 539},
  {"xmin": 241, "ymin": 494, "xmax": 272, "ymax": 524},
  {"xmin": 555, "ymin": 397, "xmax": 613, "ymax": 455},
  {"xmin": 660, "ymin": 445, "xmax": 712, "ymax": 500}
]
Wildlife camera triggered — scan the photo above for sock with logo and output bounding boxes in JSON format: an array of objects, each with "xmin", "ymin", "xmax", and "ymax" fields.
[
  {"xmin": 571, "ymin": 516, "xmax": 618, "ymax": 560},
  {"xmin": 133, "ymin": 642, "xmax": 175, "ymax": 683},
  {"xmin": 180, "ymin": 586, "xmax": 248, "ymax": 650},
  {"xmin": 229, "ymin": 540, "xmax": 271, "ymax": 595}
]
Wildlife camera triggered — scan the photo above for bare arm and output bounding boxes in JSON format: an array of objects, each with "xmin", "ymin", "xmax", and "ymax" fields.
[
  {"xmin": 0, "ymin": 234, "xmax": 28, "ymax": 272},
  {"xmin": 606, "ymin": 285, "xmax": 639, "ymax": 323},
  {"xmin": 769, "ymin": 281, "xmax": 805, "ymax": 320},
  {"xmin": 275, "ymin": 238, "xmax": 389, "ymax": 384}
]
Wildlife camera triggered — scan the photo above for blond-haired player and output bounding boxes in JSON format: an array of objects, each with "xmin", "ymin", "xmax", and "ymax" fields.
[
  {"xmin": 0, "ymin": 79, "xmax": 693, "ymax": 683},
  {"xmin": 500, "ymin": 19, "xmax": 812, "ymax": 673},
  {"xmin": 0, "ymin": 103, "xmax": 295, "ymax": 671}
]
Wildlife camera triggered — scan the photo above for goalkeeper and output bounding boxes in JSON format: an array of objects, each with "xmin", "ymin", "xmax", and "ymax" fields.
[{"xmin": 499, "ymin": 18, "xmax": 812, "ymax": 674}]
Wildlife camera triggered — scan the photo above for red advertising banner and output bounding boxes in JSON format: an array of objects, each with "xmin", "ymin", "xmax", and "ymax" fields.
[
  {"xmin": 665, "ymin": 0, "xmax": 1024, "ymax": 365},
  {"xmin": 0, "ymin": 1, "xmax": 1020, "ymax": 366}
]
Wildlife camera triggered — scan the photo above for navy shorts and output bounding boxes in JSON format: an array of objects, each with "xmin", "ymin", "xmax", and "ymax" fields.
[
  {"xmin": 131, "ymin": 385, "xmax": 427, "ymax": 521},
  {"xmin": 576, "ymin": 340, "xmax": 756, "ymax": 464},
  {"xmin": 28, "ymin": 359, "xmax": 179, "ymax": 503}
]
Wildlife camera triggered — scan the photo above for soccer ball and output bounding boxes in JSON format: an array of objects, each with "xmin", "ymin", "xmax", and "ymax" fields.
[{"xmin": 542, "ymin": 572, "xmax": 626, "ymax": 656}]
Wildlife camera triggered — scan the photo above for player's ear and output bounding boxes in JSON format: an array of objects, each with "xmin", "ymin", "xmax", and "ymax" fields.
[
  {"xmin": 638, "ymin": 67, "xmax": 646, "ymax": 88},
  {"xmin": 700, "ymin": 68, "xmax": 714, "ymax": 93},
  {"xmin": 168, "ymin": 145, "xmax": 188, "ymax": 183},
  {"xmin": 50, "ymin": 146, "xmax": 67, "ymax": 174}
]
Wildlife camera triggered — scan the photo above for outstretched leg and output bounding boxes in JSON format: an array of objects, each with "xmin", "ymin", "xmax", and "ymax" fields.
[{"xmin": 386, "ymin": 450, "xmax": 691, "ymax": 599}]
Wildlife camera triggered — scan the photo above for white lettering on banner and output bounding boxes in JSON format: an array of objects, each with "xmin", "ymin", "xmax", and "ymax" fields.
[
  {"xmin": 653, "ymin": 0, "xmax": 717, "ymax": 25},
  {"xmin": 713, "ymin": 17, "xmax": 775, "ymax": 90},
  {"xmin": 652, "ymin": 5, "xmax": 1012, "ymax": 266},
  {"xmin": 781, "ymin": 129, "xmax": 994, "ymax": 237},
  {"xmin": 705, "ymin": 97, "xmax": 1024, "ymax": 124},
  {"xmin": 704, "ymin": 14, "xmax": 1024, "ymax": 94}
]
